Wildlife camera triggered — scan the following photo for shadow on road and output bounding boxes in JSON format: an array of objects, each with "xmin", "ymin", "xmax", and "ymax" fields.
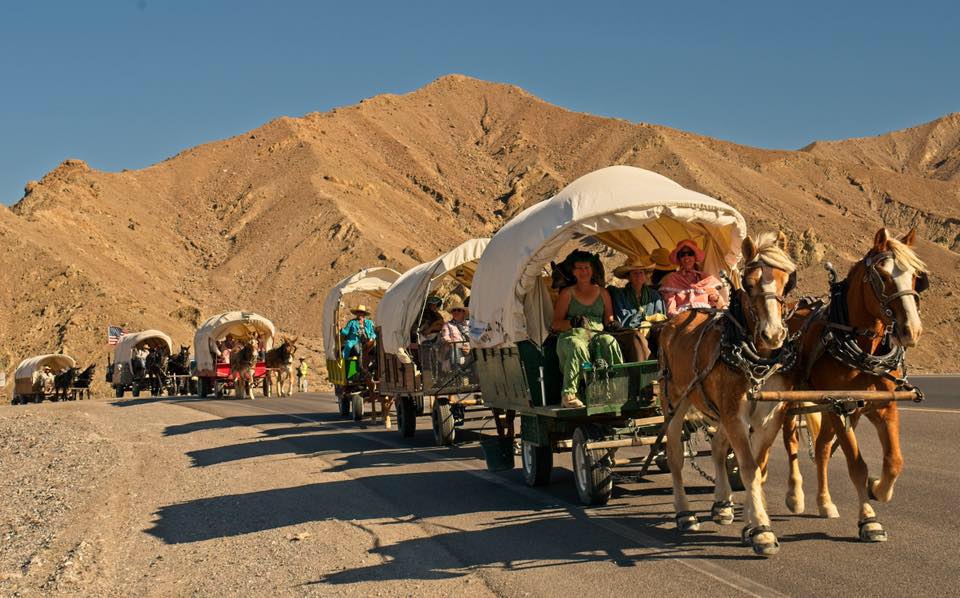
[
  {"xmin": 164, "ymin": 412, "xmax": 338, "ymax": 437},
  {"xmin": 146, "ymin": 469, "xmax": 555, "ymax": 544}
]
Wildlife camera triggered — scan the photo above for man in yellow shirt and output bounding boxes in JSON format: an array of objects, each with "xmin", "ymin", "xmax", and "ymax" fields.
[{"xmin": 296, "ymin": 358, "xmax": 309, "ymax": 393}]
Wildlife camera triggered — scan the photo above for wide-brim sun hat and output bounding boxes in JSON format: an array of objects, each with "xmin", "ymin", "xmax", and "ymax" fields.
[
  {"xmin": 669, "ymin": 239, "xmax": 705, "ymax": 265},
  {"xmin": 445, "ymin": 295, "xmax": 468, "ymax": 313},
  {"xmin": 613, "ymin": 255, "xmax": 657, "ymax": 279},
  {"xmin": 650, "ymin": 247, "xmax": 675, "ymax": 271},
  {"xmin": 350, "ymin": 304, "xmax": 371, "ymax": 316}
]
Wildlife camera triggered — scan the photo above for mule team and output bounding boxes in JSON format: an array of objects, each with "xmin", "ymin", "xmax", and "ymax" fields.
[{"xmin": 660, "ymin": 227, "xmax": 927, "ymax": 555}]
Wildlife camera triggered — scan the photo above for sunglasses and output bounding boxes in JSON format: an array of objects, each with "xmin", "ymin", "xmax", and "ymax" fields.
[{"xmin": 677, "ymin": 250, "xmax": 695, "ymax": 258}]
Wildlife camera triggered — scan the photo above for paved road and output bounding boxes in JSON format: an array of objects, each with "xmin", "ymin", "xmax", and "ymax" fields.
[{"xmin": 150, "ymin": 375, "xmax": 958, "ymax": 597}]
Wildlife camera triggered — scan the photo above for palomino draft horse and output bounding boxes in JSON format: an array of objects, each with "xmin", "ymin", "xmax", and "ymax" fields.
[
  {"xmin": 782, "ymin": 228, "xmax": 927, "ymax": 542},
  {"xmin": 659, "ymin": 232, "xmax": 798, "ymax": 556},
  {"xmin": 230, "ymin": 340, "xmax": 258, "ymax": 399},
  {"xmin": 265, "ymin": 336, "xmax": 298, "ymax": 397}
]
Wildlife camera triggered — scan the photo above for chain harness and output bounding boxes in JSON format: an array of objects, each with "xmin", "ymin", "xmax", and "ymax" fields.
[{"xmin": 717, "ymin": 265, "xmax": 800, "ymax": 400}]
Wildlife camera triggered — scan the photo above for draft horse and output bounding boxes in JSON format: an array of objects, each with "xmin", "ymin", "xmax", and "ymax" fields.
[
  {"xmin": 659, "ymin": 232, "xmax": 798, "ymax": 556},
  {"xmin": 782, "ymin": 228, "xmax": 927, "ymax": 542}
]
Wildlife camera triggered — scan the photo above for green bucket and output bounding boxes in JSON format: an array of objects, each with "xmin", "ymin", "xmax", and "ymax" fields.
[{"xmin": 480, "ymin": 436, "xmax": 515, "ymax": 471}]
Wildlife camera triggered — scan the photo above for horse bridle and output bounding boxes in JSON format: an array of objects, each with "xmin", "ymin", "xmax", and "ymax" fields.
[
  {"xmin": 739, "ymin": 260, "xmax": 797, "ymax": 344},
  {"xmin": 862, "ymin": 251, "xmax": 928, "ymax": 325}
]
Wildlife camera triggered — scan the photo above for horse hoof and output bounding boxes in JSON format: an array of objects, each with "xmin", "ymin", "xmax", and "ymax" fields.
[
  {"xmin": 676, "ymin": 512, "xmax": 700, "ymax": 532},
  {"xmin": 858, "ymin": 518, "xmax": 888, "ymax": 542},
  {"xmin": 742, "ymin": 525, "xmax": 780, "ymax": 556},
  {"xmin": 786, "ymin": 493, "xmax": 805, "ymax": 514},
  {"xmin": 711, "ymin": 501, "xmax": 735, "ymax": 526},
  {"xmin": 818, "ymin": 503, "xmax": 840, "ymax": 519}
]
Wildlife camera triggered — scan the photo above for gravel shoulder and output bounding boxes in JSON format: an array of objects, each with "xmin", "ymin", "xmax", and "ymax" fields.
[{"xmin": 0, "ymin": 399, "xmax": 492, "ymax": 597}]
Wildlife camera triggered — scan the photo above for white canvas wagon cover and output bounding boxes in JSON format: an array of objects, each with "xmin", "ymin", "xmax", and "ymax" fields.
[
  {"xmin": 323, "ymin": 267, "xmax": 401, "ymax": 360},
  {"xmin": 111, "ymin": 330, "xmax": 174, "ymax": 385},
  {"xmin": 14, "ymin": 354, "xmax": 77, "ymax": 381},
  {"xmin": 13, "ymin": 354, "xmax": 76, "ymax": 394},
  {"xmin": 469, "ymin": 165, "xmax": 747, "ymax": 348},
  {"xmin": 194, "ymin": 311, "xmax": 275, "ymax": 373},
  {"xmin": 378, "ymin": 238, "xmax": 489, "ymax": 357}
]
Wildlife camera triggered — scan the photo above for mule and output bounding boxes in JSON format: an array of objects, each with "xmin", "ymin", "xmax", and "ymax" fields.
[
  {"xmin": 265, "ymin": 336, "xmax": 298, "ymax": 397},
  {"xmin": 230, "ymin": 341, "xmax": 258, "ymax": 400},
  {"xmin": 659, "ymin": 232, "xmax": 798, "ymax": 556},
  {"xmin": 72, "ymin": 364, "xmax": 96, "ymax": 400},
  {"xmin": 782, "ymin": 227, "xmax": 927, "ymax": 542},
  {"xmin": 53, "ymin": 368, "xmax": 78, "ymax": 402},
  {"xmin": 145, "ymin": 348, "xmax": 168, "ymax": 396}
]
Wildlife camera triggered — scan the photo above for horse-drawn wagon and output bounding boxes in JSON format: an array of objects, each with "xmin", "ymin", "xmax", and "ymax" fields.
[
  {"xmin": 323, "ymin": 267, "xmax": 400, "ymax": 421},
  {"xmin": 193, "ymin": 311, "xmax": 275, "ymax": 399},
  {"xmin": 109, "ymin": 330, "xmax": 174, "ymax": 398},
  {"xmin": 469, "ymin": 165, "xmax": 749, "ymax": 504},
  {"xmin": 11, "ymin": 354, "xmax": 79, "ymax": 404},
  {"xmin": 376, "ymin": 238, "xmax": 489, "ymax": 444}
]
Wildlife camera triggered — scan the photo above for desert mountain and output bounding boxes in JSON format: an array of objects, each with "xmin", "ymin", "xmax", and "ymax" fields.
[{"xmin": 3, "ymin": 74, "xmax": 959, "ymax": 392}]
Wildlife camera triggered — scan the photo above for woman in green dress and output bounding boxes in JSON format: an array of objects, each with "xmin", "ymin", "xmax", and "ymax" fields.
[{"xmin": 551, "ymin": 251, "xmax": 624, "ymax": 408}]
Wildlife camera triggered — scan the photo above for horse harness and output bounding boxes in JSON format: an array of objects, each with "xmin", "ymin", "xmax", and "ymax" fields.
[
  {"xmin": 665, "ymin": 266, "xmax": 802, "ymax": 420},
  {"xmin": 814, "ymin": 261, "xmax": 924, "ymax": 400}
]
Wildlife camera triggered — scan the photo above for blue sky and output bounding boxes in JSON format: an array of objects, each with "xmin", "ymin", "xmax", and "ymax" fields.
[{"xmin": 1, "ymin": 1, "xmax": 957, "ymax": 205}]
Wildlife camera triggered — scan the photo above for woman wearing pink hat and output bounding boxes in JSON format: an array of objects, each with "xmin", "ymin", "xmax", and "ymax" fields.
[{"xmin": 659, "ymin": 239, "xmax": 726, "ymax": 317}]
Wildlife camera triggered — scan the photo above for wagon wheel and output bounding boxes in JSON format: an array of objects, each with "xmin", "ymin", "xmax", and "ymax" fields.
[
  {"xmin": 572, "ymin": 425, "xmax": 614, "ymax": 505},
  {"xmin": 398, "ymin": 396, "xmax": 417, "ymax": 437},
  {"xmin": 432, "ymin": 401, "xmax": 455, "ymax": 446},
  {"xmin": 337, "ymin": 388, "xmax": 351, "ymax": 417},
  {"xmin": 351, "ymin": 393, "xmax": 365, "ymax": 421},
  {"xmin": 521, "ymin": 440, "xmax": 553, "ymax": 486}
]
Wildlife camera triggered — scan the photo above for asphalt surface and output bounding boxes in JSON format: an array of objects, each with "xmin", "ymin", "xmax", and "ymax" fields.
[{"xmin": 152, "ymin": 375, "xmax": 958, "ymax": 597}]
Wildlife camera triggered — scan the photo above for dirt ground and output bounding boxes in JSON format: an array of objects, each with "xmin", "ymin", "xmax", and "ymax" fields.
[{"xmin": 0, "ymin": 400, "xmax": 487, "ymax": 597}]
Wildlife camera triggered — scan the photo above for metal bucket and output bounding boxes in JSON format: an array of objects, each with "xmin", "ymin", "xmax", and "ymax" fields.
[{"xmin": 480, "ymin": 436, "xmax": 515, "ymax": 471}]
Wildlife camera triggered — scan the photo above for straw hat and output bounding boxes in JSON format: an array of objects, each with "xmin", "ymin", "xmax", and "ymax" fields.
[
  {"xmin": 669, "ymin": 239, "xmax": 705, "ymax": 265},
  {"xmin": 613, "ymin": 255, "xmax": 657, "ymax": 279},
  {"xmin": 445, "ymin": 295, "xmax": 468, "ymax": 313},
  {"xmin": 650, "ymin": 248, "xmax": 675, "ymax": 271},
  {"xmin": 350, "ymin": 304, "xmax": 371, "ymax": 316}
]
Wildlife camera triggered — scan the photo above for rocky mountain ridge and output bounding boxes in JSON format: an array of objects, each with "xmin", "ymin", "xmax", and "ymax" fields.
[{"xmin": 3, "ymin": 74, "xmax": 958, "ymax": 392}]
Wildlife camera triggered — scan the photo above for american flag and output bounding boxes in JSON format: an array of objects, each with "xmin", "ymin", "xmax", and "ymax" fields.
[{"xmin": 107, "ymin": 325, "xmax": 126, "ymax": 345}]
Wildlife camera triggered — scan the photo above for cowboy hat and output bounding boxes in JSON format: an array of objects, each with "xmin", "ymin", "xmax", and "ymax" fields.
[
  {"xmin": 445, "ymin": 295, "xmax": 468, "ymax": 312},
  {"xmin": 613, "ymin": 255, "xmax": 657, "ymax": 279},
  {"xmin": 350, "ymin": 304, "xmax": 371, "ymax": 316},
  {"xmin": 650, "ymin": 247, "xmax": 675, "ymax": 271},
  {"xmin": 669, "ymin": 239, "xmax": 705, "ymax": 265}
]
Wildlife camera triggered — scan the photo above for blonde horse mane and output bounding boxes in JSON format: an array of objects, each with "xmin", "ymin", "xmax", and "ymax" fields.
[
  {"xmin": 886, "ymin": 237, "xmax": 927, "ymax": 274},
  {"xmin": 747, "ymin": 231, "xmax": 796, "ymax": 274}
]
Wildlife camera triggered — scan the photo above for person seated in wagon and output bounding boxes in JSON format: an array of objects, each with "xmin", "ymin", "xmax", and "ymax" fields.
[
  {"xmin": 341, "ymin": 304, "xmax": 377, "ymax": 362},
  {"xmin": 551, "ymin": 250, "xmax": 624, "ymax": 409},
  {"xmin": 439, "ymin": 294, "xmax": 471, "ymax": 367},
  {"xmin": 659, "ymin": 239, "xmax": 726, "ymax": 317},
  {"xmin": 416, "ymin": 295, "xmax": 446, "ymax": 344},
  {"xmin": 607, "ymin": 254, "xmax": 667, "ymax": 360}
]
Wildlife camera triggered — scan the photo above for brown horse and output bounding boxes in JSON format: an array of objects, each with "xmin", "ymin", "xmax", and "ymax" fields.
[
  {"xmin": 265, "ymin": 336, "xmax": 298, "ymax": 397},
  {"xmin": 659, "ymin": 232, "xmax": 798, "ymax": 556},
  {"xmin": 230, "ymin": 340, "xmax": 258, "ymax": 400},
  {"xmin": 782, "ymin": 228, "xmax": 927, "ymax": 542}
]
